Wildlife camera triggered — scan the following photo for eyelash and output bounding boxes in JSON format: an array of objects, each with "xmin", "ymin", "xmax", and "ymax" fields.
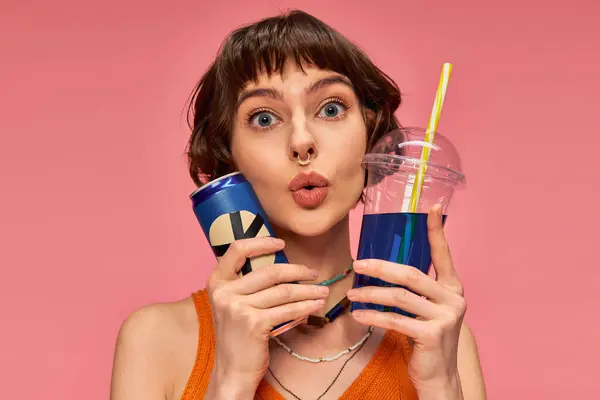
[
  {"xmin": 244, "ymin": 97, "xmax": 351, "ymax": 132},
  {"xmin": 319, "ymin": 97, "xmax": 351, "ymax": 120}
]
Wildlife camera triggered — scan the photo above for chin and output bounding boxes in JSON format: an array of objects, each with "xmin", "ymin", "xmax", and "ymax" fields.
[{"xmin": 271, "ymin": 203, "xmax": 350, "ymax": 238}]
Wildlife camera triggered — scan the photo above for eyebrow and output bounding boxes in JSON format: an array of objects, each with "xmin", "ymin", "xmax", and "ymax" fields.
[
  {"xmin": 236, "ymin": 75, "xmax": 354, "ymax": 109},
  {"xmin": 306, "ymin": 75, "xmax": 354, "ymax": 95},
  {"xmin": 236, "ymin": 87, "xmax": 284, "ymax": 109}
]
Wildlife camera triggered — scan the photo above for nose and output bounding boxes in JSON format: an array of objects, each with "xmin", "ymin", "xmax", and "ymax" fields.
[{"xmin": 288, "ymin": 124, "xmax": 318, "ymax": 165}]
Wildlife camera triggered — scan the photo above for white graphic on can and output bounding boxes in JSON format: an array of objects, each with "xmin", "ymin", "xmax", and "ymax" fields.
[{"xmin": 209, "ymin": 210, "xmax": 275, "ymax": 276}]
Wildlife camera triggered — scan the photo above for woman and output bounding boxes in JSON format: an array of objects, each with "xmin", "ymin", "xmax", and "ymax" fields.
[{"xmin": 110, "ymin": 10, "xmax": 486, "ymax": 400}]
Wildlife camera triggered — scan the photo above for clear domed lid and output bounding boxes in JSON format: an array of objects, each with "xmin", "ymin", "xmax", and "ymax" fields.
[{"xmin": 363, "ymin": 127, "xmax": 465, "ymax": 185}]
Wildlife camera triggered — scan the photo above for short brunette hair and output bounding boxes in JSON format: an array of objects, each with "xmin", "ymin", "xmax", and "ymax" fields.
[{"xmin": 186, "ymin": 10, "xmax": 402, "ymax": 186}]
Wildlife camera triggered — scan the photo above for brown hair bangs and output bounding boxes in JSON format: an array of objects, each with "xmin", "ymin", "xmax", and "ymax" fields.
[{"xmin": 186, "ymin": 10, "xmax": 402, "ymax": 187}]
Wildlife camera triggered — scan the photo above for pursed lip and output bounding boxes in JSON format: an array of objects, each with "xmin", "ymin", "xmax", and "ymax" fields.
[{"xmin": 288, "ymin": 171, "xmax": 330, "ymax": 191}]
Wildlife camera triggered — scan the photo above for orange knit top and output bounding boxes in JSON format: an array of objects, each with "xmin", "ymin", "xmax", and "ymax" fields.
[{"xmin": 181, "ymin": 291, "xmax": 418, "ymax": 399}]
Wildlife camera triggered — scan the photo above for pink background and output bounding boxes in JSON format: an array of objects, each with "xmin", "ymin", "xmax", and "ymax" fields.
[{"xmin": 1, "ymin": 0, "xmax": 599, "ymax": 398}]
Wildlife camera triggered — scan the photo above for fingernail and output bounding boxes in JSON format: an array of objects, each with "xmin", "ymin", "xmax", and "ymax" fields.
[
  {"xmin": 318, "ymin": 286, "xmax": 329, "ymax": 295},
  {"xmin": 314, "ymin": 299, "xmax": 326, "ymax": 306},
  {"xmin": 353, "ymin": 260, "xmax": 367, "ymax": 271},
  {"xmin": 310, "ymin": 269, "xmax": 319, "ymax": 278},
  {"xmin": 272, "ymin": 237, "xmax": 285, "ymax": 245},
  {"xmin": 352, "ymin": 310, "xmax": 366, "ymax": 318},
  {"xmin": 347, "ymin": 289, "xmax": 358, "ymax": 298}
]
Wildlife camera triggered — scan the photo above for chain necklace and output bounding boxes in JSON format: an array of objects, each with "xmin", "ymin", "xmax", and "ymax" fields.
[{"xmin": 268, "ymin": 330, "xmax": 371, "ymax": 400}]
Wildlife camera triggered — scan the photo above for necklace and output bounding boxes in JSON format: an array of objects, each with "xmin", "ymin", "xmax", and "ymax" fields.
[
  {"xmin": 268, "ymin": 330, "xmax": 370, "ymax": 400},
  {"xmin": 306, "ymin": 265, "xmax": 354, "ymax": 328},
  {"xmin": 315, "ymin": 266, "xmax": 353, "ymax": 286},
  {"xmin": 272, "ymin": 326, "xmax": 373, "ymax": 363}
]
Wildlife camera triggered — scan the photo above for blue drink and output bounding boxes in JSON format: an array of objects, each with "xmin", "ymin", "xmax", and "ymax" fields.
[
  {"xmin": 349, "ymin": 127, "xmax": 465, "ymax": 316},
  {"xmin": 190, "ymin": 172, "xmax": 288, "ymax": 274},
  {"xmin": 190, "ymin": 172, "xmax": 303, "ymax": 336},
  {"xmin": 351, "ymin": 212, "xmax": 446, "ymax": 316}
]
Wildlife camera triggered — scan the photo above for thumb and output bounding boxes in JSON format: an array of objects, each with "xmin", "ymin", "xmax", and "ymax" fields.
[
  {"xmin": 213, "ymin": 237, "xmax": 285, "ymax": 281},
  {"xmin": 427, "ymin": 204, "xmax": 463, "ymax": 295}
]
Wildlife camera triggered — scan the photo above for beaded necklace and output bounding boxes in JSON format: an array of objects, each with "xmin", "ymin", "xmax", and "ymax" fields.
[
  {"xmin": 271, "ymin": 264, "xmax": 374, "ymax": 365},
  {"xmin": 272, "ymin": 326, "xmax": 373, "ymax": 363},
  {"xmin": 315, "ymin": 265, "xmax": 354, "ymax": 287},
  {"xmin": 268, "ymin": 264, "xmax": 373, "ymax": 399},
  {"xmin": 306, "ymin": 265, "xmax": 354, "ymax": 327},
  {"xmin": 268, "ymin": 331, "xmax": 371, "ymax": 400}
]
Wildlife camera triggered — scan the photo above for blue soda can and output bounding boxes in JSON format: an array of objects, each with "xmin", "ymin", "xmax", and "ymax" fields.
[{"xmin": 190, "ymin": 171, "xmax": 305, "ymax": 336}]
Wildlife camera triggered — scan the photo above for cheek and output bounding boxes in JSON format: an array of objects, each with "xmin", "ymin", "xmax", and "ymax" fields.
[
  {"xmin": 230, "ymin": 130, "xmax": 283, "ymax": 192},
  {"xmin": 337, "ymin": 121, "xmax": 367, "ymax": 173},
  {"xmin": 331, "ymin": 122, "xmax": 367, "ymax": 195},
  {"xmin": 231, "ymin": 129, "xmax": 266, "ymax": 171}
]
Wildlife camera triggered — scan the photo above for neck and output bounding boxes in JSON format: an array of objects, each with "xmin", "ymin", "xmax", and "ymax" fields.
[
  {"xmin": 271, "ymin": 215, "xmax": 366, "ymax": 344},
  {"xmin": 273, "ymin": 215, "xmax": 354, "ymax": 282}
]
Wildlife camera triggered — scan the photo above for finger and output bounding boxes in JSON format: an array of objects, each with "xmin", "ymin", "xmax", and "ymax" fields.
[
  {"xmin": 229, "ymin": 263, "xmax": 318, "ymax": 295},
  {"xmin": 352, "ymin": 259, "xmax": 448, "ymax": 302},
  {"xmin": 213, "ymin": 237, "xmax": 286, "ymax": 281},
  {"xmin": 352, "ymin": 309, "xmax": 426, "ymax": 338},
  {"xmin": 248, "ymin": 284, "xmax": 329, "ymax": 309},
  {"xmin": 427, "ymin": 204, "xmax": 463, "ymax": 294},
  {"xmin": 265, "ymin": 299, "xmax": 326, "ymax": 327},
  {"xmin": 347, "ymin": 286, "xmax": 440, "ymax": 319}
]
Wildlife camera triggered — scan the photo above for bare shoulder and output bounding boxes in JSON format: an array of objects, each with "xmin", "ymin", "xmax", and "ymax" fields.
[
  {"xmin": 118, "ymin": 296, "xmax": 199, "ymax": 339},
  {"xmin": 110, "ymin": 296, "xmax": 201, "ymax": 400},
  {"xmin": 457, "ymin": 322, "xmax": 487, "ymax": 399}
]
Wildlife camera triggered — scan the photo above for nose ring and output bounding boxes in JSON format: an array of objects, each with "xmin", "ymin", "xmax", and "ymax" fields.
[{"xmin": 297, "ymin": 153, "xmax": 311, "ymax": 166}]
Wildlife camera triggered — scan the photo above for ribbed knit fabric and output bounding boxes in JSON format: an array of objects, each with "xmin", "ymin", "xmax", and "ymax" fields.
[{"xmin": 181, "ymin": 290, "xmax": 418, "ymax": 400}]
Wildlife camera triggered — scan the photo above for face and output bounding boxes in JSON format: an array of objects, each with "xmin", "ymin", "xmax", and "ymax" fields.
[{"xmin": 230, "ymin": 61, "xmax": 367, "ymax": 237}]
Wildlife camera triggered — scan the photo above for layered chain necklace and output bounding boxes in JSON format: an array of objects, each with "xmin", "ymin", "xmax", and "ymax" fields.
[
  {"xmin": 268, "ymin": 265, "xmax": 374, "ymax": 399},
  {"xmin": 268, "ymin": 334, "xmax": 370, "ymax": 400}
]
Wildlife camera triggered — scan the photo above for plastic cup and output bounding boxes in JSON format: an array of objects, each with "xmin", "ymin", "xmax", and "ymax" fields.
[{"xmin": 350, "ymin": 127, "xmax": 466, "ymax": 316}]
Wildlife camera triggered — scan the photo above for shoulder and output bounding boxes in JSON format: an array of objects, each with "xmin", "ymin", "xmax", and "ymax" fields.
[
  {"xmin": 458, "ymin": 321, "xmax": 476, "ymax": 345},
  {"xmin": 457, "ymin": 322, "xmax": 487, "ymax": 399},
  {"xmin": 457, "ymin": 322, "xmax": 480, "ymax": 361},
  {"xmin": 110, "ymin": 294, "xmax": 203, "ymax": 399},
  {"xmin": 115, "ymin": 295, "xmax": 199, "ymax": 349}
]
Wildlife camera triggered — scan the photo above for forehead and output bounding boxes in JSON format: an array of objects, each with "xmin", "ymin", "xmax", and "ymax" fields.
[{"xmin": 243, "ymin": 60, "xmax": 346, "ymax": 91}]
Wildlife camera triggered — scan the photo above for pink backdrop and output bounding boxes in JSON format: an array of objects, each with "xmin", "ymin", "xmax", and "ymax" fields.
[{"xmin": 1, "ymin": 0, "xmax": 599, "ymax": 398}]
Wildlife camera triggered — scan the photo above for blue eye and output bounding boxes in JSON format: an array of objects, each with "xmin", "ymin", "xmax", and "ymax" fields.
[
  {"xmin": 318, "ymin": 102, "xmax": 345, "ymax": 118},
  {"xmin": 250, "ymin": 112, "xmax": 277, "ymax": 128}
]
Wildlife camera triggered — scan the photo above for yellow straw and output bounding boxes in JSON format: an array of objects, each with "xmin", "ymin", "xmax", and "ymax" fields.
[{"xmin": 408, "ymin": 62, "xmax": 453, "ymax": 212}]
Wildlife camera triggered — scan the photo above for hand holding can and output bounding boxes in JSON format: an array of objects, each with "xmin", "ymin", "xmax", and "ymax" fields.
[
  {"xmin": 204, "ymin": 236, "xmax": 328, "ymax": 397},
  {"xmin": 190, "ymin": 172, "xmax": 329, "ymax": 396}
]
